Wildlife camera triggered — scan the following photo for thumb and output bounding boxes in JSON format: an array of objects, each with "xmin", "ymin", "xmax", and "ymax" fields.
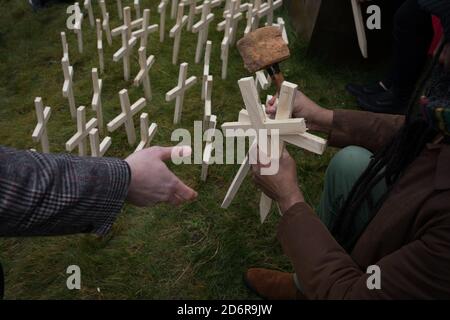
[{"xmin": 157, "ymin": 146, "xmax": 192, "ymax": 161}]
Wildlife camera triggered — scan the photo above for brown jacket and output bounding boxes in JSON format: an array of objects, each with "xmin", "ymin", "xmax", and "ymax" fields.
[{"xmin": 278, "ymin": 110, "xmax": 450, "ymax": 299}]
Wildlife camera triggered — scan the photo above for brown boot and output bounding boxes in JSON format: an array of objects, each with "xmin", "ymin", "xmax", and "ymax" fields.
[{"xmin": 244, "ymin": 268, "xmax": 305, "ymax": 300}]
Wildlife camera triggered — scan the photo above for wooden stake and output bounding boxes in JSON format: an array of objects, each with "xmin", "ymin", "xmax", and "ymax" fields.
[
  {"xmin": 61, "ymin": 56, "xmax": 76, "ymax": 119},
  {"xmin": 204, "ymin": 75, "xmax": 213, "ymax": 129},
  {"xmin": 134, "ymin": 0, "xmax": 141, "ymax": 19},
  {"xmin": 171, "ymin": 0, "xmax": 179, "ymax": 19},
  {"xmin": 117, "ymin": 0, "xmax": 123, "ymax": 20},
  {"xmin": 102, "ymin": 12, "xmax": 113, "ymax": 46},
  {"xmin": 91, "ymin": 68, "xmax": 104, "ymax": 135},
  {"xmin": 158, "ymin": 0, "xmax": 169, "ymax": 42},
  {"xmin": 202, "ymin": 40, "xmax": 212, "ymax": 100},
  {"xmin": 201, "ymin": 114, "xmax": 217, "ymax": 181},
  {"xmin": 66, "ymin": 106, "xmax": 98, "ymax": 156},
  {"xmin": 107, "ymin": 89, "xmax": 146, "ymax": 145},
  {"xmin": 351, "ymin": 0, "xmax": 368, "ymax": 58},
  {"xmin": 221, "ymin": 14, "xmax": 232, "ymax": 80},
  {"xmin": 32, "ymin": 97, "xmax": 51, "ymax": 153},
  {"xmin": 74, "ymin": 2, "xmax": 84, "ymax": 54},
  {"xmin": 96, "ymin": 19, "xmax": 104, "ymax": 73},
  {"xmin": 84, "ymin": 0, "xmax": 94, "ymax": 27},
  {"xmin": 61, "ymin": 31, "xmax": 69, "ymax": 62},
  {"xmin": 134, "ymin": 113, "xmax": 158, "ymax": 152},
  {"xmin": 165, "ymin": 62, "xmax": 197, "ymax": 124}
]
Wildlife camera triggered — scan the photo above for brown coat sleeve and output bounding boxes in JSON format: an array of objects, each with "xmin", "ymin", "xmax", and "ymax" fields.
[
  {"xmin": 329, "ymin": 110, "xmax": 405, "ymax": 153},
  {"xmin": 278, "ymin": 202, "xmax": 450, "ymax": 299}
]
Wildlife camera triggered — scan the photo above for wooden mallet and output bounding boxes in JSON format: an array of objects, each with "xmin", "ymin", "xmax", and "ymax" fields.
[{"xmin": 237, "ymin": 26, "xmax": 290, "ymax": 94}]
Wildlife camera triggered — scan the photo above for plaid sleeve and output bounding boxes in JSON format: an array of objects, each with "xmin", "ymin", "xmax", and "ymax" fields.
[
  {"xmin": 419, "ymin": 0, "xmax": 450, "ymax": 42},
  {"xmin": 0, "ymin": 146, "xmax": 131, "ymax": 237}
]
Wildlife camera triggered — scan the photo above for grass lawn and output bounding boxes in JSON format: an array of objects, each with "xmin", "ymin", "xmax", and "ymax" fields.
[{"xmin": 0, "ymin": 0, "xmax": 382, "ymax": 299}]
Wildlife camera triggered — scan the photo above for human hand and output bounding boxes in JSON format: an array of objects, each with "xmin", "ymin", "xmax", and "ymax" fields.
[
  {"xmin": 439, "ymin": 42, "xmax": 450, "ymax": 72},
  {"xmin": 251, "ymin": 149, "xmax": 305, "ymax": 213},
  {"xmin": 265, "ymin": 90, "xmax": 333, "ymax": 132},
  {"xmin": 125, "ymin": 146, "xmax": 198, "ymax": 207}
]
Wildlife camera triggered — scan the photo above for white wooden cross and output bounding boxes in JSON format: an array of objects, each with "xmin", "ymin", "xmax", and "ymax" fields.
[
  {"xmin": 74, "ymin": 2, "xmax": 84, "ymax": 54},
  {"xmin": 165, "ymin": 62, "xmax": 197, "ymax": 124},
  {"xmin": 113, "ymin": 26, "xmax": 137, "ymax": 81},
  {"xmin": 134, "ymin": 113, "xmax": 158, "ymax": 152},
  {"xmin": 132, "ymin": 8, "xmax": 159, "ymax": 48},
  {"xmin": 270, "ymin": 17, "xmax": 288, "ymax": 44},
  {"xmin": 192, "ymin": 0, "xmax": 214, "ymax": 64},
  {"xmin": 251, "ymin": 0, "xmax": 262, "ymax": 30},
  {"xmin": 61, "ymin": 32, "xmax": 69, "ymax": 62},
  {"xmin": 134, "ymin": 0, "xmax": 141, "ymax": 19},
  {"xmin": 66, "ymin": 106, "xmax": 98, "ymax": 156},
  {"xmin": 96, "ymin": 19, "xmax": 104, "ymax": 73},
  {"xmin": 257, "ymin": 0, "xmax": 282, "ymax": 26},
  {"xmin": 218, "ymin": 0, "xmax": 246, "ymax": 31},
  {"xmin": 217, "ymin": 0, "xmax": 242, "ymax": 46},
  {"xmin": 201, "ymin": 114, "xmax": 217, "ymax": 181},
  {"xmin": 91, "ymin": 68, "xmax": 104, "ymax": 134},
  {"xmin": 111, "ymin": 6, "xmax": 144, "ymax": 38},
  {"xmin": 158, "ymin": 0, "xmax": 169, "ymax": 42},
  {"xmin": 99, "ymin": 0, "xmax": 113, "ymax": 45},
  {"xmin": 134, "ymin": 47, "xmax": 155, "ymax": 101},
  {"xmin": 171, "ymin": 0, "xmax": 179, "ymax": 19},
  {"xmin": 117, "ymin": 0, "xmax": 123, "ymax": 20},
  {"xmin": 32, "ymin": 97, "xmax": 51, "ymax": 153},
  {"xmin": 203, "ymin": 75, "xmax": 213, "ymax": 129},
  {"xmin": 201, "ymin": 40, "xmax": 212, "ymax": 100},
  {"xmin": 221, "ymin": 77, "xmax": 327, "ymax": 223},
  {"xmin": 183, "ymin": 0, "xmax": 199, "ymax": 31},
  {"xmin": 89, "ymin": 128, "xmax": 112, "ymax": 157},
  {"xmin": 170, "ymin": 2, "xmax": 188, "ymax": 65},
  {"xmin": 107, "ymin": 89, "xmax": 147, "ymax": 145},
  {"xmin": 220, "ymin": 14, "xmax": 232, "ymax": 80},
  {"xmin": 255, "ymin": 70, "xmax": 271, "ymax": 94},
  {"xmin": 84, "ymin": 0, "xmax": 94, "ymax": 27},
  {"xmin": 61, "ymin": 56, "xmax": 76, "ymax": 119},
  {"xmin": 194, "ymin": 0, "xmax": 222, "ymax": 15},
  {"xmin": 244, "ymin": 3, "xmax": 256, "ymax": 36}
]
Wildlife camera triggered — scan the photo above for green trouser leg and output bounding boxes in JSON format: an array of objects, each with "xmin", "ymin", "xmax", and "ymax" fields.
[{"xmin": 293, "ymin": 146, "xmax": 388, "ymax": 292}]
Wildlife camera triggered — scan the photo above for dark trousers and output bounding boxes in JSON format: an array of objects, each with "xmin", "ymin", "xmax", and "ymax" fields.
[{"xmin": 384, "ymin": 0, "xmax": 434, "ymax": 111}]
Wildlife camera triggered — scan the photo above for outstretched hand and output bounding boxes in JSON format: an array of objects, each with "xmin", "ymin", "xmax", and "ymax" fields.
[{"xmin": 125, "ymin": 146, "xmax": 198, "ymax": 207}]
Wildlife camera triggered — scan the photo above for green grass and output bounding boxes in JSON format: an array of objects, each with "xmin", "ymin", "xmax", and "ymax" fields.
[{"xmin": 0, "ymin": 0, "xmax": 380, "ymax": 299}]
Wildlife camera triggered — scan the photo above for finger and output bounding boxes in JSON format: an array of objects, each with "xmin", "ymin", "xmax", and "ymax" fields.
[
  {"xmin": 173, "ymin": 178, "xmax": 198, "ymax": 201},
  {"xmin": 157, "ymin": 146, "xmax": 192, "ymax": 161}
]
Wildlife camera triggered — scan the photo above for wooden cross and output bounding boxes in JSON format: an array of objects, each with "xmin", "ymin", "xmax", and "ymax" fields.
[
  {"xmin": 169, "ymin": 2, "xmax": 188, "ymax": 65},
  {"xmin": 220, "ymin": 14, "xmax": 232, "ymax": 80},
  {"xmin": 201, "ymin": 40, "xmax": 212, "ymax": 100},
  {"xmin": 170, "ymin": 0, "xmax": 179, "ymax": 19},
  {"xmin": 218, "ymin": 0, "xmax": 247, "ymax": 30},
  {"xmin": 84, "ymin": 0, "xmax": 94, "ymax": 27},
  {"xmin": 99, "ymin": 1, "xmax": 113, "ymax": 45},
  {"xmin": 217, "ymin": 0, "xmax": 242, "ymax": 46},
  {"xmin": 183, "ymin": 0, "xmax": 199, "ymax": 31},
  {"xmin": 251, "ymin": 0, "xmax": 262, "ymax": 30},
  {"xmin": 255, "ymin": 70, "xmax": 271, "ymax": 94},
  {"xmin": 221, "ymin": 77, "xmax": 327, "ymax": 222},
  {"xmin": 74, "ymin": 2, "xmax": 84, "ymax": 54},
  {"xmin": 32, "ymin": 97, "xmax": 51, "ymax": 153},
  {"xmin": 257, "ymin": 0, "xmax": 282, "ymax": 26},
  {"xmin": 66, "ymin": 106, "xmax": 98, "ymax": 156},
  {"xmin": 158, "ymin": 0, "xmax": 169, "ymax": 42},
  {"xmin": 61, "ymin": 56, "xmax": 76, "ymax": 119},
  {"xmin": 192, "ymin": 0, "xmax": 214, "ymax": 64},
  {"xmin": 111, "ymin": 6, "xmax": 143, "ymax": 38},
  {"xmin": 351, "ymin": 0, "xmax": 368, "ymax": 58},
  {"xmin": 165, "ymin": 62, "xmax": 197, "ymax": 124},
  {"xmin": 89, "ymin": 128, "xmax": 112, "ymax": 157},
  {"xmin": 134, "ymin": 113, "xmax": 158, "ymax": 152},
  {"xmin": 91, "ymin": 68, "xmax": 104, "ymax": 134},
  {"xmin": 132, "ymin": 8, "xmax": 159, "ymax": 48},
  {"xmin": 203, "ymin": 75, "xmax": 213, "ymax": 129},
  {"xmin": 134, "ymin": 47, "xmax": 155, "ymax": 101},
  {"xmin": 61, "ymin": 32, "xmax": 69, "ymax": 62},
  {"xmin": 107, "ymin": 89, "xmax": 146, "ymax": 145},
  {"xmin": 194, "ymin": 0, "xmax": 222, "ymax": 15},
  {"xmin": 270, "ymin": 17, "xmax": 288, "ymax": 44},
  {"xmin": 134, "ymin": 0, "xmax": 141, "ymax": 19},
  {"xmin": 95, "ymin": 19, "xmax": 104, "ymax": 73},
  {"xmin": 113, "ymin": 26, "xmax": 137, "ymax": 81},
  {"xmin": 117, "ymin": 0, "xmax": 123, "ymax": 20},
  {"xmin": 244, "ymin": 3, "xmax": 256, "ymax": 35},
  {"xmin": 201, "ymin": 114, "xmax": 217, "ymax": 181}
]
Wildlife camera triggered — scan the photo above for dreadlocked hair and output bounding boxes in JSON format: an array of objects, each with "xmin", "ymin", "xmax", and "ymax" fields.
[{"xmin": 332, "ymin": 43, "xmax": 445, "ymax": 252}]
